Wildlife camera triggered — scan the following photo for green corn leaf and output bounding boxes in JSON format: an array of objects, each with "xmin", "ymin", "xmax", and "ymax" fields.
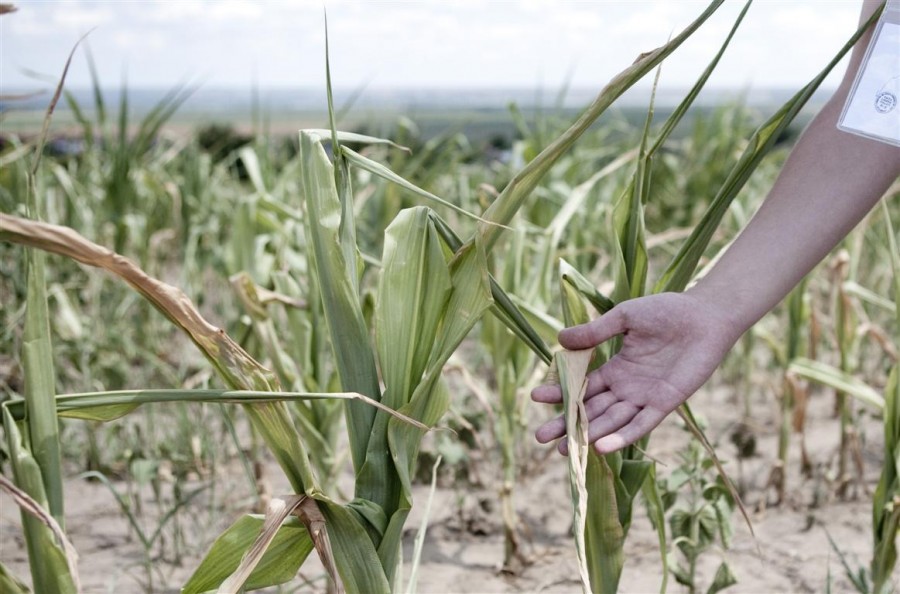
[
  {"xmin": 22, "ymin": 237, "xmax": 64, "ymax": 524},
  {"xmin": 341, "ymin": 146, "xmax": 499, "ymax": 226},
  {"xmin": 358, "ymin": 206, "xmax": 453, "ymax": 533},
  {"xmin": 238, "ymin": 146, "xmax": 269, "ymax": 196},
  {"xmin": 430, "ymin": 212, "xmax": 552, "ymax": 363},
  {"xmin": 871, "ymin": 368, "xmax": 899, "ymax": 593},
  {"xmin": 871, "ymin": 198, "xmax": 900, "ymax": 594},
  {"xmin": 378, "ymin": 239, "xmax": 493, "ymax": 582},
  {"xmin": 317, "ymin": 498, "xmax": 392, "ymax": 594},
  {"xmin": 656, "ymin": 9, "xmax": 880, "ymax": 293},
  {"xmin": 299, "ymin": 131, "xmax": 381, "ymax": 474},
  {"xmin": 182, "ymin": 515, "xmax": 314, "ymax": 594},
  {"xmin": 615, "ymin": 459, "xmax": 652, "ymax": 531},
  {"xmin": 376, "ymin": 207, "xmax": 452, "ymax": 415},
  {"xmin": 826, "ymin": 530, "xmax": 872, "ymax": 594},
  {"xmin": 641, "ymin": 466, "xmax": 669, "ymax": 594},
  {"xmin": 477, "ymin": 0, "xmax": 725, "ymax": 251},
  {"xmin": 648, "ymin": 0, "xmax": 752, "ymax": 158},
  {"xmin": 883, "ymin": 198, "xmax": 900, "ymax": 325},
  {"xmin": 2, "ymin": 390, "xmax": 426, "ymax": 431},
  {"xmin": 2, "ymin": 408, "xmax": 76, "ymax": 594},
  {"xmin": 562, "ymin": 265, "xmax": 592, "ymax": 331},
  {"xmin": 22, "ymin": 29, "xmax": 74, "ymax": 532},
  {"xmin": 789, "ymin": 358, "xmax": 884, "ymax": 410},
  {"xmin": 303, "ymin": 129, "xmax": 411, "ymax": 152},
  {"xmin": 1, "ymin": 213, "xmax": 317, "ymax": 494},
  {"xmin": 312, "ymin": 42, "xmax": 361, "ymax": 294},
  {"xmin": 585, "ymin": 453, "xmax": 626, "ymax": 594},
  {"xmin": 561, "ymin": 259, "xmax": 616, "ymax": 315},
  {"xmin": 0, "ymin": 563, "xmax": 30, "ymax": 594},
  {"xmin": 841, "ymin": 280, "xmax": 895, "ymax": 313},
  {"xmin": 613, "ymin": 66, "xmax": 658, "ymax": 301}
]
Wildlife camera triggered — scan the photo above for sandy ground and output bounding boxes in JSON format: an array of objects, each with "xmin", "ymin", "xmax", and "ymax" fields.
[{"xmin": 1, "ymin": 376, "xmax": 895, "ymax": 594}]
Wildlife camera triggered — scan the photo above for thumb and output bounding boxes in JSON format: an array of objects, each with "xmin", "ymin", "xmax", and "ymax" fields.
[{"xmin": 558, "ymin": 306, "xmax": 627, "ymax": 350}]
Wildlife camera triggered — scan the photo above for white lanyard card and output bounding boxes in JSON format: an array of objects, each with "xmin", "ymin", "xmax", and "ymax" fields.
[{"xmin": 838, "ymin": 0, "xmax": 900, "ymax": 147}]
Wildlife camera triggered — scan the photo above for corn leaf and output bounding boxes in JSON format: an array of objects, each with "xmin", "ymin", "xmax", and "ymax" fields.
[
  {"xmin": 2, "ymin": 390, "xmax": 426, "ymax": 433},
  {"xmin": 298, "ymin": 131, "xmax": 381, "ymax": 475},
  {"xmin": 317, "ymin": 498, "xmax": 392, "ymax": 594},
  {"xmin": 706, "ymin": 562, "xmax": 738, "ymax": 594},
  {"xmin": 656, "ymin": 9, "xmax": 880, "ymax": 293},
  {"xmin": 872, "ymin": 198, "xmax": 899, "ymax": 592},
  {"xmin": 0, "ymin": 212, "xmax": 316, "ymax": 493},
  {"xmin": 477, "ymin": 0, "xmax": 725, "ymax": 251},
  {"xmin": 871, "ymin": 365, "xmax": 899, "ymax": 593},
  {"xmin": 379, "ymin": 239, "xmax": 493, "ymax": 582},
  {"xmin": 561, "ymin": 259, "xmax": 616, "ymax": 315},
  {"xmin": 182, "ymin": 515, "xmax": 314, "ymax": 594},
  {"xmin": 1, "ymin": 408, "xmax": 76, "ymax": 594},
  {"xmin": 789, "ymin": 358, "xmax": 884, "ymax": 410},
  {"xmin": 558, "ymin": 349, "xmax": 594, "ymax": 594},
  {"xmin": 303, "ymin": 129, "xmax": 411, "ymax": 152},
  {"xmin": 0, "ymin": 563, "xmax": 30, "ymax": 594},
  {"xmin": 341, "ymin": 146, "xmax": 500, "ymax": 226},
  {"xmin": 360, "ymin": 207, "xmax": 453, "ymax": 529},
  {"xmin": 22, "ymin": 234, "xmax": 64, "ymax": 523},
  {"xmin": 430, "ymin": 212, "xmax": 552, "ymax": 363},
  {"xmin": 641, "ymin": 465, "xmax": 669, "ymax": 594},
  {"xmin": 376, "ymin": 207, "xmax": 452, "ymax": 418},
  {"xmin": 612, "ymin": 68, "xmax": 657, "ymax": 301},
  {"xmin": 217, "ymin": 495, "xmax": 317, "ymax": 594},
  {"xmin": 647, "ymin": 0, "xmax": 752, "ymax": 158},
  {"xmin": 585, "ymin": 453, "xmax": 626, "ymax": 594}
]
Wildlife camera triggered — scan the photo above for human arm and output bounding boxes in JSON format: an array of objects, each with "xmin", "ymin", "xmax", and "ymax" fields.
[{"xmin": 533, "ymin": 0, "xmax": 900, "ymax": 455}]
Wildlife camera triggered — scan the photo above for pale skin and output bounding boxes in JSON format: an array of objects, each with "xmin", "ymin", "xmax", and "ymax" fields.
[{"xmin": 533, "ymin": 0, "xmax": 900, "ymax": 456}]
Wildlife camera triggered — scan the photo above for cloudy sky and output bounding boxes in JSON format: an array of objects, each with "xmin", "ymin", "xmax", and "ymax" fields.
[{"xmin": 0, "ymin": 1, "xmax": 867, "ymax": 94}]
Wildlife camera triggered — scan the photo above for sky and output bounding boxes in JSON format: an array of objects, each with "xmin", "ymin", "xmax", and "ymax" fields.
[{"xmin": 0, "ymin": 1, "xmax": 868, "ymax": 95}]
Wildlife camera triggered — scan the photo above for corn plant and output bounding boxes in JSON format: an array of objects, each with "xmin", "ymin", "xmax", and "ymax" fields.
[
  {"xmin": 793, "ymin": 199, "xmax": 899, "ymax": 594},
  {"xmin": 551, "ymin": 3, "xmax": 884, "ymax": 592},
  {"xmin": 1, "ymin": 3, "xmax": 741, "ymax": 590},
  {"xmin": 3, "ymin": 3, "xmax": 892, "ymax": 593}
]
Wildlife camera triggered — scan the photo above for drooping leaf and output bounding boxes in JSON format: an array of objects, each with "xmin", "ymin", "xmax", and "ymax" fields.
[
  {"xmin": 789, "ymin": 358, "xmax": 884, "ymax": 411},
  {"xmin": 182, "ymin": 515, "xmax": 314, "ymax": 594},
  {"xmin": 706, "ymin": 561, "xmax": 738, "ymax": 594},
  {"xmin": 558, "ymin": 349, "xmax": 595, "ymax": 594},
  {"xmin": 656, "ymin": 9, "xmax": 881, "ymax": 293},
  {"xmin": 477, "ymin": 0, "xmax": 726, "ymax": 251}
]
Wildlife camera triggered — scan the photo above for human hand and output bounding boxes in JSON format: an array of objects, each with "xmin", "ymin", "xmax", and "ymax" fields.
[{"xmin": 532, "ymin": 291, "xmax": 743, "ymax": 454}]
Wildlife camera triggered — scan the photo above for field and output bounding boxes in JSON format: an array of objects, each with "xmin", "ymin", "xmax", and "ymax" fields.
[{"xmin": 1, "ymin": 5, "xmax": 898, "ymax": 593}]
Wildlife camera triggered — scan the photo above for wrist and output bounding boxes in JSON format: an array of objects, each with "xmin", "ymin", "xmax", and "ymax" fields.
[{"xmin": 683, "ymin": 281, "xmax": 752, "ymax": 346}]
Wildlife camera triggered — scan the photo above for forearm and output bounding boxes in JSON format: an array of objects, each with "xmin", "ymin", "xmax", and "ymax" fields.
[{"xmin": 689, "ymin": 95, "xmax": 900, "ymax": 336}]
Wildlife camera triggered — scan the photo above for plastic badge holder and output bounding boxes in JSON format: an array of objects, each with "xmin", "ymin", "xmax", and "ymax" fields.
[{"xmin": 838, "ymin": 0, "xmax": 900, "ymax": 147}]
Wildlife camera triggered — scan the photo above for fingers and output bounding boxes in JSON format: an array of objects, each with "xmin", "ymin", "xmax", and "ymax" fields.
[
  {"xmin": 535, "ymin": 415, "xmax": 565, "ymax": 444},
  {"xmin": 531, "ymin": 368, "xmax": 608, "ymax": 404},
  {"xmin": 556, "ymin": 393, "xmax": 625, "ymax": 455},
  {"xmin": 549, "ymin": 399, "xmax": 666, "ymax": 456},
  {"xmin": 535, "ymin": 390, "xmax": 616, "ymax": 447},
  {"xmin": 558, "ymin": 306, "xmax": 627, "ymax": 350},
  {"xmin": 593, "ymin": 407, "xmax": 666, "ymax": 454},
  {"xmin": 530, "ymin": 383, "xmax": 561, "ymax": 404},
  {"xmin": 580, "ymin": 400, "xmax": 639, "ymax": 451}
]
